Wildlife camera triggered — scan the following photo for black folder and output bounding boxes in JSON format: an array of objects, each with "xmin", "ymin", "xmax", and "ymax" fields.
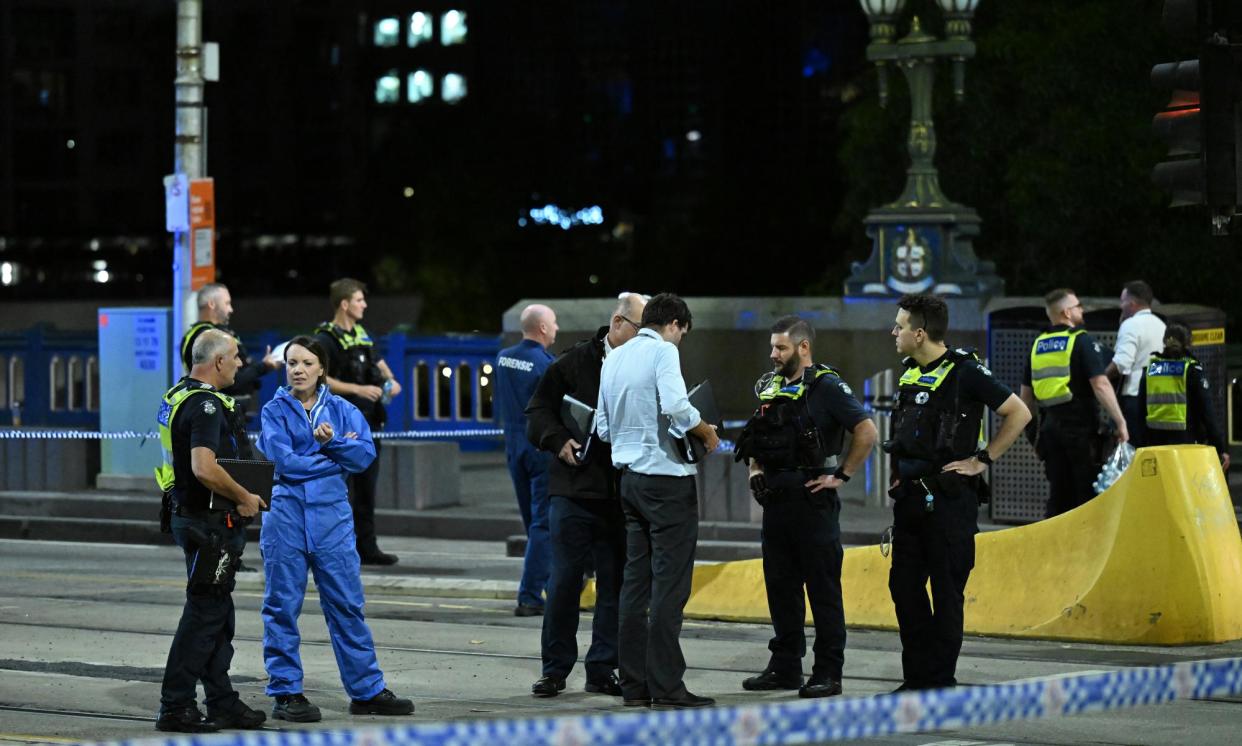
[
  {"xmin": 209, "ymin": 459, "xmax": 275, "ymax": 511},
  {"xmin": 677, "ymin": 380, "xmax": 720, "ymax": 464},
  {"xmin": 561, "ymin": 394, "xmax": 597, "ymax": 464}
]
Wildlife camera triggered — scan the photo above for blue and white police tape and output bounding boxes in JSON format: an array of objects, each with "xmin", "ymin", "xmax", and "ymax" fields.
[
  {"xmin": 0, "ymin": 428, "xmax": 507, "ymax": 440},
  {"xmin": 0, "ymin": 428, "xmax": 740, "ymax": 451},
  {"xmin": 109, "ymin": 656, "xmax": 1242, "ymax": 746}
]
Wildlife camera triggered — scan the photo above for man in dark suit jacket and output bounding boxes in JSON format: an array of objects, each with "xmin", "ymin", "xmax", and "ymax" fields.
[{"xmin": 523, "ymin": 293, "xmax": 647, "ymax": 699}]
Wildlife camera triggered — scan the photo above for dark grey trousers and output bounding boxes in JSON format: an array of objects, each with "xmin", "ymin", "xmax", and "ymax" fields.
[{"xmin": 617, "ymin": 470, "xmax": 699, "ymax": 700}]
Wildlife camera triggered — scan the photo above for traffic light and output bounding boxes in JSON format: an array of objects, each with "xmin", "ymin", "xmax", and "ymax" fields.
[{"xmin": 1151, "ymin": 0, "xmax": 1242, "ymax": 233}]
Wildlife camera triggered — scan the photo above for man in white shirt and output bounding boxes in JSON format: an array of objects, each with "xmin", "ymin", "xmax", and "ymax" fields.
[
  {"xmin": 596, "ymin": 293, "xmax": 720, "ymax": 710},
  {"xmin": 1105, "ymin": 280, "xmax": 1165, "ymax": 448}
]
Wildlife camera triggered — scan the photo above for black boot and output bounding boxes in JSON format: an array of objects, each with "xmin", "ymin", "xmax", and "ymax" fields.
[{"xmin": 350, "ymin": 688, "xmax": 414, "ymax": 716}]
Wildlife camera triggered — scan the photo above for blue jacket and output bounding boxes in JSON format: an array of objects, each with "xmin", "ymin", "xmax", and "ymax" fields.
[
  {"xmin": 259, "ymin": 385, "xmax": 376, "ymax": 506},
  {"xmin": 494, "ymin": 338, "xmax": 553, "ymax": 447}
]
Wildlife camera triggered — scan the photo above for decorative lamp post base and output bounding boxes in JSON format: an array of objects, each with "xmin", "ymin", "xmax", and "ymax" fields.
[{"xmin": 845, "ymin": 207, "xmax": 1003, "ymax": 298}]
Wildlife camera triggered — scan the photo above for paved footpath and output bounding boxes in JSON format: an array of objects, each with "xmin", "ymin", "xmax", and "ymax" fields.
[{"xmin": 1, "ymin": 537, "xmax": 1241, "ymax": 745}]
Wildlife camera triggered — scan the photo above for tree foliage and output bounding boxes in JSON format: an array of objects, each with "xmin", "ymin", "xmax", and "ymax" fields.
[{"xmin": 833, "ymin": 0, "xmax": 1241, "ymax": 328}]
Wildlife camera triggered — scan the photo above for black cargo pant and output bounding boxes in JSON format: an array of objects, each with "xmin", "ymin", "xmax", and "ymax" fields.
[
  {"xmin": 1038, "ymin": 415, "xmax": 1100, "ymax": 518},
  {"xmin": 350, "ymin": 438, "xmax": 382, "ymax": 554},
  {"xmin": 760, "ymin": 483, "xmax": 845, "ymax": 681},
  {"xmin": 160, "ymin": 511, "xmax": 247, "ymax": 714},
  {"xmin": 617, "ymin": 471, "xmax": 698, "ymax": 701},
  {"xmin": 888, "ymin": 473, "xmax": 978, "ymax": 689}
]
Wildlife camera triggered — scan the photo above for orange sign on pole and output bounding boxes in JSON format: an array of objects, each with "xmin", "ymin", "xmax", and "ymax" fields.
[{"xmin": 189, "ymin": 178, "xmax": 216, "ymax": 291}]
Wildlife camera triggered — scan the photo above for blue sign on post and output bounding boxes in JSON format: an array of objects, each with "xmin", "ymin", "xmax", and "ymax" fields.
[{"xmin": 99, "ymin": 307, "xmax": 172, "ymax": 480}]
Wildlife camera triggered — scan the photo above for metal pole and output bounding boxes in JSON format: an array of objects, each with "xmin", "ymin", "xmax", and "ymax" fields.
[{"xmin": 173, "ymin": 0, "xmax": 205, "ymax": 376}]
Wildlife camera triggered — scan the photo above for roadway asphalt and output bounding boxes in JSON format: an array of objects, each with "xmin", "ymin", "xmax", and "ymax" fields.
[{"xmin": 2, "ymin": 536, "xmax": 1241, "ymax": 746}]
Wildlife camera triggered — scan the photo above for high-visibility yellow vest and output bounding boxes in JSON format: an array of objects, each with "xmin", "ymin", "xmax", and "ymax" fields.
[
  {"xmin": 154, "ymin": 380, "xmax": 237, "ymax": 492},
  {"xmin": 315, "ymin": 322, "xmax": 374, "ymax": 350},
  {"xmin": 1145, "ymin": 355, "xmax": 1194, "ymax": 431},
  {"xmin": 1030, "ymin": 329, "xmax": 1085, "ymax": 406}
]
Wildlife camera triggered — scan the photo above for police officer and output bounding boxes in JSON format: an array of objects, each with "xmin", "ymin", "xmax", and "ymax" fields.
[
  {"xmin": 1139, "ymin": 322, "xmax": 1230, "ymax": 470},
  {"xmin": 180, "ymin": 283, "xmax": 281, "ymax": 408},
  {"xmin": 1019, "ymin": 288, "xmax": 1128, "ymax": 518},
  {"xmin": 524, "ymin": 293, "xmax": 645, "ymax": 698},
  {"xmin": 887, "ymin": 294, "xmax": 1030, "ymax": 692},
  {"xmin": 735, "ymin": 316, "xmax": 877, "ymax": 698},
  {"xmin": 313, "ymin": 278, "xmax": 403, "ymax": 565},
  {"xmin": 155, "ymin": 329, "xmax": 267, "ymax": 733},
  {"xmin": 494, "ymin": 303, "xmax": 558, "ymax": 616}
]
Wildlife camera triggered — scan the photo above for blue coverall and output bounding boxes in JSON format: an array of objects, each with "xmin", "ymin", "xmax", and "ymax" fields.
[
  {"xmin": 494, "ymin": 338, "xmax": 554, "ymax": 608},
  {"xmin": 258, "ymin": 385, "xmax": 387, "ymax": 700}
]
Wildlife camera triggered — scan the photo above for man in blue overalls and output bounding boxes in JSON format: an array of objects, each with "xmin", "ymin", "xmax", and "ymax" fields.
[{"xmin": 495, "ymin": 303, "xmax": 558, "ymax": 616}]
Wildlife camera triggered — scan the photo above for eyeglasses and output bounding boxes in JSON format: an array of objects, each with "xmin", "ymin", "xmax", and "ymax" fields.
[{"xmin": 618, "ymin": 315, "xmax": 641, "ymax": 331}]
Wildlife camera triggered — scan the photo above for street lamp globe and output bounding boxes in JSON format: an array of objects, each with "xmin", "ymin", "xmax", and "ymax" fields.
[
  {"xmin": 858, "ymin": 0, "xmax": 907, "ymax": 43},
  {"xmin": 935, "ymin": 0, "xmax": 979, "ymax": 39}
]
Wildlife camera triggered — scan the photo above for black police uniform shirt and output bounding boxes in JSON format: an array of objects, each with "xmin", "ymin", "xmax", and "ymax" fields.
[
  {"xmin": 765, "ymin": 369, "xmax": 870, "ymax": 493},
  {"xmin": 314, "ymin": 325, "xmax": 385, "ymax": 428},
  {"xmin": 171, "ymin": 380, "xmax": 240, "ymax": 511},
  {"xmin": 1021, "ymin": 325, "xmax": 1106, "ymax": 425}
]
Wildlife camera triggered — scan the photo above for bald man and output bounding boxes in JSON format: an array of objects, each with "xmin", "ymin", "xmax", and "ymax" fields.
[{"xmin": 495, "ymin": 304, "xmax": 559, "ymax": 615}]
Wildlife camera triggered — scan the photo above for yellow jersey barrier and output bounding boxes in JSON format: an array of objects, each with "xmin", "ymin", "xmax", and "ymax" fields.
[{"xmin": 586, "ymin": 445, "xmax": 1242, "ymax": 644}]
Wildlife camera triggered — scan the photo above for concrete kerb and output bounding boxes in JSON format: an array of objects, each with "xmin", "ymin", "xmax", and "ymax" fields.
[{"xmin": 234, "ymin": 573, "xmax": 520, "ymax": 601}]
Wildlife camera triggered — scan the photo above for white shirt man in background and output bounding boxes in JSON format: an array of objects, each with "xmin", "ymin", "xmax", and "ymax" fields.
[{"xmin": 1105, "ymin": 280, "xmax": 1166, "ymax": 448}]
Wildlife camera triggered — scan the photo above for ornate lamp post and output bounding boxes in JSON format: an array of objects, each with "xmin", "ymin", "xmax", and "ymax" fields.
[{"xmin": 845, "ymin": 0, "xmax": 1003, "ymax": 297}]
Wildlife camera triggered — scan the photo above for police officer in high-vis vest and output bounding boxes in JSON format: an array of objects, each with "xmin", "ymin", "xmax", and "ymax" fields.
[
  {"xmin": 735, "ymin": 316, "xmax": 877, "ymax": 698},
  {"xmin": 313, "ymin": 278, "xmax": 403, "ymax": 565},
  {"xmin": 179, "ymin": 283, "xmax": 281, "ymax": 408},
  {"xmin": 887, "ymin": 294, "xmax": 1030, "ymax": 692},
  {"xmin": 1139, "ymin": 323, "xmax": 1230, "ymax": 470},
  {"xmin": 1019, "ymin": 288, "xmax": 1128, "ymax": 518},
  {"xmin": 155, "ymin": 329, "xmax": 267, "ymax": 733}
]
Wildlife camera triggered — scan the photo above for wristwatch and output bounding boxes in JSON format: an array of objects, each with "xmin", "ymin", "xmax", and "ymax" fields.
[
  {"xmin": 832, "ymin": 467, "xmax": 851, "ymax": 482},
  {"xmin": 974, "ymin": 448, "xmax": 993, "ymax": 465}
]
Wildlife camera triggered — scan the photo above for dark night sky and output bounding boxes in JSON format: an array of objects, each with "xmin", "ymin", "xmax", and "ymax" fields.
[{"xmin": 0, "ymin": 1, "xmax": 876, "ymax": 329}]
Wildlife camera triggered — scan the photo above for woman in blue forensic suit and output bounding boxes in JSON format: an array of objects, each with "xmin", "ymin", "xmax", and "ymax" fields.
[{"xmin": 258, "ymin": 335, "xmax": 414, "ymax": 722}]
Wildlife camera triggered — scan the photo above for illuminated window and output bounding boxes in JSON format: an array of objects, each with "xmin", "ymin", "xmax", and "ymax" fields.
[
  {"xmin": 436, "ymin": 363, "xmax": 453, "ymax": 419},
  {"xmin": 408, "ymin": 12, "xmax": 433, "ymax": 47},
  {"xmin": 457, "ymin": 363, "xmax": 473, "ymax": 420},
  {"xmin": 407, "ymin": 70, "xmax": 433, "ymax": 103},
  {"xmin": 414, "ymin": 362, "xmax": 430, "ymax": 419},
  {"xmin": 441, "ymin": 10, "xmax": 467, "ymax": 45},
  {"xmin": 375, "ymin": 70, "xmax": 401, "ymax": 104},
  {"xmin": 49, "ymin": 355, "xmax": 66, "ymax": 412},
  {"xmin": 477, "ymin": 363, "xmax": 493, "ymax": 421},
  {"xmin": 373, "ymin": 17, "xmax": 400, "ymax": 47},
  {"xmin": 86, "ymin": 356, "xmax": 99, "ymax": 412},
  {"xmin": 442, "ymin": 73, "xmax": 467, "ymax": 104},
  {"xmin": 68, "ymin": 356, "xmax": 84, "ymax": 411},
  {"xmin": 9, "ymin": 357, "xmax": 23, "ymax": 411}
]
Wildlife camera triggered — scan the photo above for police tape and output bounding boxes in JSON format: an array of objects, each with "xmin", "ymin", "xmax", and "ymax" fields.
[
  {"xmin": 111, "ymin": 656, "xmax": 1242, "ymax": 746},
  {"xmin": 0, "ymin": 426, "xmax": 509, "ymax": 439},
  {"xmin": 0, "ymin": 428, "xmax": 741, "ymax": 451}
]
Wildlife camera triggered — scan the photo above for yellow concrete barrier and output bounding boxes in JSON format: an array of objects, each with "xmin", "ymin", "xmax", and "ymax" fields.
[{"xmin": 671, "ymin": 445, "xmax": 1242, "ymax": 644}]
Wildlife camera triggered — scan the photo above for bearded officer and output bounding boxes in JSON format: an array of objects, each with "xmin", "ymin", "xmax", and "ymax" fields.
[{"xmin": 735, "ymin": 316, "xmax": 877, "ymax": 698}]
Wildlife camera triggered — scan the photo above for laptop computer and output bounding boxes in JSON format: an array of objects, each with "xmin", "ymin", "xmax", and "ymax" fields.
[{"xmin": 209, "ymin": 459, "xmax": 275, "ymax": 511}]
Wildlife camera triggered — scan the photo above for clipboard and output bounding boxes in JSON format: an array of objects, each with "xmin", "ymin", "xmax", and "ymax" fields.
[
  {"xmin": 561, "ymin": 394, "xmax": 597, "ymax": 464},
  {"xmin": 209, "ymin": 459, "xmax": 274, "ymax": 511},
  {"xmin": 676, "ymin": 379, "xmax": 720, "ymax": 464}
]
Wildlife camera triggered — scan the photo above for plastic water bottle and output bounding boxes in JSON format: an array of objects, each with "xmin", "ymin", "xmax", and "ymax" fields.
[{"xmin": 380, "ymin": 379, "xmax": 395, "ymax": 406}]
